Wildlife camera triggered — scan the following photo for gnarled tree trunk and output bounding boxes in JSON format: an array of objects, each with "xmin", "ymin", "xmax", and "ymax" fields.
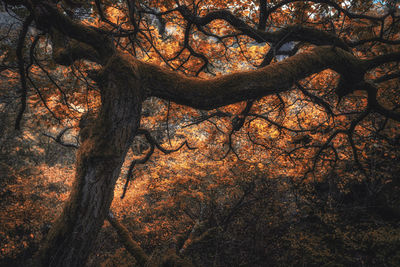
[{"xmin": 36, "ymin": 53, "xmax": 143, "ymax": 267}]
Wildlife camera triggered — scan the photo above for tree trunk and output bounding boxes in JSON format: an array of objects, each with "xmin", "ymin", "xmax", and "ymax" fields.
[{"xmin": 35, "ymin": 53, "xmax": 144, "ymax": 267}]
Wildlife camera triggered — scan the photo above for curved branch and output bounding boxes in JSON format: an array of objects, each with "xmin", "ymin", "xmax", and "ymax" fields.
[
  {"xmin": 120, "ymin": 141, "xmax": 154, "ymax": 199},
  {"xmin": 141, "ymin": 46, "xmax": 363, "ymax": 110},
  {"xmin": 31, "ymin": 2, "xmax": 114, "ymax": 61},
  {"xmin": 121, "ymin": 128, "xmax": 195, "ymax": 199},
  {"xmin": 137, "ymin": 128, "xmax": 196, "ymax": 154},
  {"xmin": 373, "ymin": 103, "xmax": 400, "ymax": 122},
  {"xmin": 176, "ymin": 6, "xmax": 349, "ymax": 50},
  {"xmin": 182, "ymin": 110, "xmax": 231, "ymax": 128},
  {"xmin": 249, "ymin": 113, "xmax": 315, "ymax": 133},
  {"xmin": 42, "ymin": 127, "xmax": 79, "ymax": 148},
  {"xmin": 374, "ymin": 71, "xmax": 400, "ymax": 83},
  {"xmin": 349, "ymin": 37, "xmax": 400, "ymax": 47},
  {"xmin": 296, "ymin": 82, "xmax": 333, "ymax": 116},
  {"xmin": 184, "ymin": 24, "xmax": 209, "ymax": 75},
  {"xmin": 51, "ymin": 33, "xmax": 102, "ymax": 65},
  {"xmin": 364, "ymin": 81, "xmax": 400, "ymax": 122},
  {"xmin": 363, "ymin": 51, "xmax": 400, "ymax": 70},
  {"xmin": 264, "ymin": 0, "xmax": 389, "ymax": 22}
]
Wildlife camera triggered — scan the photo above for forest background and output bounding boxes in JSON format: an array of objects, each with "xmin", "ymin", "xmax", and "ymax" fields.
[{"xmin": 0, "ymin": 0, "xmax": 400, "ymax": 266}]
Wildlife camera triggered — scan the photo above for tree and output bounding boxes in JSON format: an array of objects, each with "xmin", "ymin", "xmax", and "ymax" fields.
[{"xmin": 1, "ymin": 0, "xmax": 400, "ymax": 266}]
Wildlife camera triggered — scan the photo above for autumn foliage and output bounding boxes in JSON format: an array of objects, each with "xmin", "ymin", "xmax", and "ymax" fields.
[{"xmin": 1, "ymin": 0, "xmax": 400, "ymax": 266}]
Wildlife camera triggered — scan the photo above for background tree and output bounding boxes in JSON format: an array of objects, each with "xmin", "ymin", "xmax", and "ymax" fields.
[{"xmin": 0, "ymin": 0, "xmax": 399, "ymax": 266}]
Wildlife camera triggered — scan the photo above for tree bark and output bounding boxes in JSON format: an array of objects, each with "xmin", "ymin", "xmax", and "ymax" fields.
[{"xmin": 35, "ymin": 53, "xmax": 144, "ymax": 267}]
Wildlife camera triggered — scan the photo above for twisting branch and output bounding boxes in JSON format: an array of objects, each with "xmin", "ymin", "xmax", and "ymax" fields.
[
  {"xmin": 94, "ymin": 0, "xmax": 139, "ymax": 37},
  {"xmin": 183, "ymin": 23, "xmax": 210, "ymax": 75},
  {"xmin": 175, "ymin": 5, "xmax": 349, "ymax": 50},
  {"xmin": 296, "ymin": 82, "xmax": 333, "ymax": 116},
  {"xmin": 31, "ymin": 1, "xmax": 115, "ymax": 59},
  {"xmin": 42, "ymin": 127, "xmax": 79, "ymax": 148},
  {"xmin": 25, "ymin": 32, "xmax": 61, "ymax": 121},
  {"xmin": 26, "ymin": 75, "xmax": 62, "ymax": 122},
  {"xmin": 231, "ymin": 100, "xmax": 256, "ymax": 132},
  {"xmin": 312, "ymin": 107, "xmax": 371, "ymax": 175},
  {"xmin": 265, "ymin": 0, "xmax": 391, "ymax": 22},
  {"xmin": 364, "ymin": 81, "xmax": 400, "ymax": 123},
  {"xmin": 120, "ymin": 141, "xmax": 154, "ymax": 199},
  {"xmin": 121, "ymin": 128, "xmax": 196, "ymax": 199},
  {"xmin": 182, "ymin": 110, "xmax": 231, "ymax": 128},
  {"xmin": 248, "ymin": 112, "xmax": 322, "ymax": 133},
  {"xmin": 137, "ymin": 129, "xmax": 196, "ymax": 154},
  {"xmin": 363, "ymin": 51, "xmax": 400, "ymax": 70},
  {"xmin": 349, "ymin": 37, "xmax": 400, "ymax": 47},
  {"xmin": 143, "ymin": 46, "xmax": 365, "ymax": 110}
]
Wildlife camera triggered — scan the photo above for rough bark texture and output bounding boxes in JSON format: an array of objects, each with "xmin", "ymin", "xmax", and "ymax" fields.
[
  {"xmin": 35, "ymin": 53, "xmax": 144, "ymax": 267},
  {"xmin": 140, "ymin": 46, "xmax": 364, "ymax": 109}
]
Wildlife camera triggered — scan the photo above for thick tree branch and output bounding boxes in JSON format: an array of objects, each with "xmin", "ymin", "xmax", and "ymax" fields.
[
  {"xmin": 51, "ymin": 32, "xmax": 101, "ymax": 65},
  {"xmin": 140, "ymin": 46, "xmax": 363, "ymax": 109},
  {"xmin": 31, "ymin": 2, "xmax": 114, "ymax": 62}
]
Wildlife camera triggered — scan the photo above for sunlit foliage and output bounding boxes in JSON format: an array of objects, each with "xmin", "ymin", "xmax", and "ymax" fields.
[{"xmin": 0, "ymin": 0, "xmax": 400, "ymax": 266}]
